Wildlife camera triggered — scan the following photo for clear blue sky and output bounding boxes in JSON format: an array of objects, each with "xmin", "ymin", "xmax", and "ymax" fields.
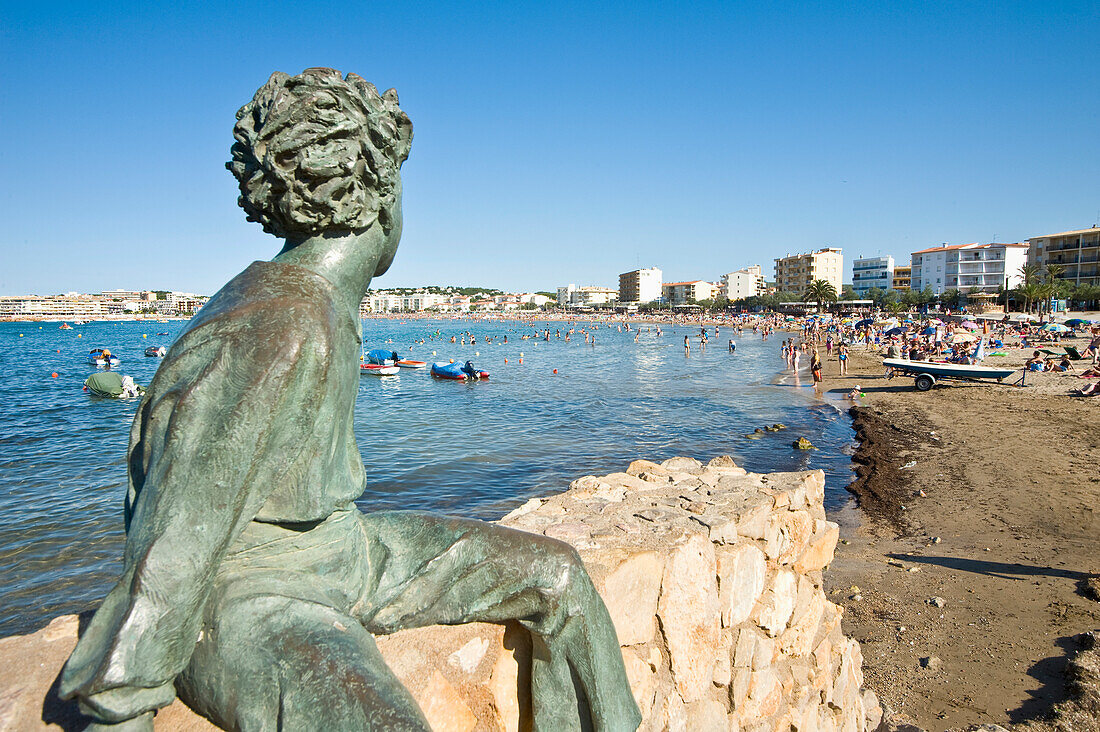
[{"xmin": 2, "ymin": 1, "xmax": 1098, "ymax": 295}]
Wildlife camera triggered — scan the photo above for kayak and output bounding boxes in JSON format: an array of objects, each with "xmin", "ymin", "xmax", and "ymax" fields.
[
  {"xmin": 361, "ymin": 363, "xmax": 399, "ymax": 376},
  {"xmin": 431, "ymin": 362, "xmax": 489, "ymax": 380},
  {"xmin": 396, "ymin": 360, "xmax": 427, "ymax": 369}
]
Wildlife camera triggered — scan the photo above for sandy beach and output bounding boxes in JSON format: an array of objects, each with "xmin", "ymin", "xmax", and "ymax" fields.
[{"xmin": 812, "ymin": 338, "xmax": 1100, "ymax": 730}]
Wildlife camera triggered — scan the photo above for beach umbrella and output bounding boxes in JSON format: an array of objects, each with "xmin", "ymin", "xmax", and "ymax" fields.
[
  {"xmin": 960, "ymin": 320, "xmax": 979, "ymax": 330},
  {"xmin": 854, "ymin": 318, "xmax": 873, "ymax": 328},
  {"xmin": 1065, "ymin": 318, "xmax": 1092, "ymax": 327},
  {"xmin": 884, "ymin": 326, "xmax": 906, "ymax": 336},
  {"xmin": 952, "ymin": 332, "xmax": 978, "ymax": 342},
  {"xmin": 921, "ymin": 326, "xmax": 936, "ymax": 336},
  {"xmin": 1040, "ymin": 323, "xmax": 1070, "ymax": 333},
  {"xmin": 927, "ymin": 318, "xmax": 944, "ymax": 325}
]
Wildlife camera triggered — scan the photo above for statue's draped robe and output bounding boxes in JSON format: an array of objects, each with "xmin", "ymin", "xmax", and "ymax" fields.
[{"xmin": 60, "ymin": 261, "xmax": 365, "ymax": 721}]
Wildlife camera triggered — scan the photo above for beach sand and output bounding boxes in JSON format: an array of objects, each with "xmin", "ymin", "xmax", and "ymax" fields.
[{"xmin": 813, "ymin": 341, "xmax": 1100, "ymax": 730}]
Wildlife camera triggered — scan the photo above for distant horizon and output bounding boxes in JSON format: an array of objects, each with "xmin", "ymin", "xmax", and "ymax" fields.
[{"xmin": 4, "ymin": 2, "xmax": 1098, "ymax": 295}]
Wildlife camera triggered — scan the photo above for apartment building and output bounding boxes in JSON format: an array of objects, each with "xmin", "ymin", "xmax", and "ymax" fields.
[
  {"xmin": 910, "ymin": 243, "xmax": 1028, "ymax": 295},
  {"xmin": 773, "ymin": 248, "xmax": 843, "ymax": 294},
  {"xmin": 556, "ymin": 285, "xmax": 618, "ymax": 307},
  {"xmin": 891, "ymin": 266, "xmax": 911, "ymax": 291},
  {"xmin": 618, "ymin": 267, "xmax": 663, "ymax": 303},
  {"xmin": 662, "ymin": 281, "xmax": 717, "ymax": 305},
  {"xmin": 850, "ymin": 256, "xmax": 894, "ymax": 296},
  {"xmin": 719, "ymin": 266, "xmax": 766, "ymax": 300},
  {"xmin": 364, "ymin": 291, "xmax": 450, "ymax": 313},
  {"xmin": 1026, "ymin": 227, "xmax": 1100, "ymax": 287}
]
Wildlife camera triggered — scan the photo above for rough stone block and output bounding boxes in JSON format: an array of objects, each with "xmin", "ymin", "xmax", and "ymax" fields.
[
  {"xmin": 600, "ymin": 550, "xmax": 664, "ymax": 646},
  {"xmin": 755, "ymin": 570, "xmax": 798, "ymax": 637},
  {"xmin": 793, "ymin": 521, "xmax": 840, "ymax": 574},
  {"xmin": 662, "ymin": 456, "xmax": 704, "ymax": 474},
  {"xmin": 717, "ymin": 543, "xmax": 767, "ymax": 627},
  {"xmin": 657, "ymin": 534, "xmax": 720, "ymax": 703}
]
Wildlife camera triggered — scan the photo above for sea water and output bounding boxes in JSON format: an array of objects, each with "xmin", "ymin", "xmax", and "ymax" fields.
[{"xmin": 0, "ymin": 319, "xmax": 854, "ymax": 635}]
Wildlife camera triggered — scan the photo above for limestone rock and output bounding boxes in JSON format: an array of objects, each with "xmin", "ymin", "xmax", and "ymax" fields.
[
  {"xmin": 661, "ymin": 456, "xmax": 703, "ymax": 474},
  {"xmin": 717, "ymin": 543, "xmax": 767, "ymax": 627},
  {"xmin": 419, "ymin": 670, "xmax": 478, "ymax": 732},
  {"xmin": 793, "ymin": 520, "xmax": 840, "ymax": 573},
  {"xmin": 627, "ymin": 459, "xmax": 669, "ymax": 477},
  {"xmin": 685, "ymin": 699, "xmax": 728, "ymax": 730},
  {"xmin": 658, "ymin": 534, "xmax": 720, "ymax": 703},
  {"xmin": 755, "ymin": 570, "xmax": 798, "ymax": 637},
  {"xmin": 600, "ymin": 551, "xmax": 664, "ymax": 646}
]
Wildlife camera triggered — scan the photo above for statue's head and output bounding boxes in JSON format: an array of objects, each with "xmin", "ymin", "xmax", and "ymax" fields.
[{"xmin": 227, "ymin": 68, "xmax": 412, "ymax": 273}]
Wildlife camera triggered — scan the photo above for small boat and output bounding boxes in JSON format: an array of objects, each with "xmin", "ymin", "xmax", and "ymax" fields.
[
  {"xmin": 59, "ymin": 323, "xmax": 73, "ymax": 330},
  {"xmin": 145, "ymin": 346, "xmax": 167, "ymax": 357},
  {"xmin": 360, "ymin": 363, "xmax": 400, "ymax": 376},
  {"xmin": 396, "ymin": 359, "xmax": 428, "ymax": 369},
  {"xmin": 84, "ymin": 372, "xmax": 143, "ymax": 397},
  {"xmin": 431, "ymin": 361, "xmax": 489, "ymax": 380},
  {"xmin": 883, "ymin": 358, "xmax": 1015, "ymax": 391},
  {"xmin": 365, "ymin": 348, "xmax": 397, "ymax": 366},
  {"xmin": 87, "ymin": 349, "xmax": 120, "ymax": 367}
]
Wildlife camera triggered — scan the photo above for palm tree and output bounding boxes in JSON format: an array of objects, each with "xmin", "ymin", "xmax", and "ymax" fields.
[{"xmin": 801, "ymin": 279, "xmax": 838, "ymax": 313}]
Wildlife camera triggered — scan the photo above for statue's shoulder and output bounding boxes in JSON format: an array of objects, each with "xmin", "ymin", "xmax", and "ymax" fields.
[{"xmin": 184, "ymin": 261, "xmax": 350, "ymax": 342}]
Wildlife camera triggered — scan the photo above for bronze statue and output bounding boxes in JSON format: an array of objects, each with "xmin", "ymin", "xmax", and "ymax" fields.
[{"xmin": 59, "ymin": 68, "xmax": 641, "ymax": 731}]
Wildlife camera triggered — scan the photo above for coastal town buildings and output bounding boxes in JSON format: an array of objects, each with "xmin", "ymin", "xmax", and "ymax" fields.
[
  {"xmin": 0, "ymin": 291, "xmax": 208, "ymax": 320},
  {"xmin": 556, "ymin": 284, "xmax": 619, "ymax": 308},
  {"xmin": 910, "ymin": 243, "xmax": 1028, "ymax": 295},
  {"xmin": 661, "ymin": 281, "xmax": 718, "ymax": 305},
  {"xmin": 617, "ymin": 267, "xmax": 663, "ymax": 304},
  {"xmin": 1026, "ymin": 226, "xmax": 1100, "ymax": 287},
  {"xmin": 850, "ymin": 256, "xmax": 894, "ymax": 296},
  {"xmin": 891, "ymin": 265, "xmax": 911, "ymax": 291},
  {"xmin": 719, "ymin": 266, "xmax": 766, "ymax": 300},
  {"xmin": 773, "ymin": 248, "xmax": 844, "ymax": 294}
]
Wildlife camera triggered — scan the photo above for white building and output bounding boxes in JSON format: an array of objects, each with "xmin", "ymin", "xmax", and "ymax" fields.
[
  {"xmin": 720, "ymin": 266, "xmax": 766, "ymax": 300},
  {"xmin": 556, "ymin": 284, "xmax": 618, "ymax": 307},
  {"xmin": 363, "ymin": 291, "xmax": 450, "ymax": 313},
  {"xmin": 910, "ymin": 243, "xmax": 1028, "ymax": 295},
  {"xmin": 618, "ymin": 267, "xmax": 663, "ymax": 304},
  {"xmin": 662, "ymin": 281, "xmax": 717, "ymax": 305},
  {"xmin": 773, "ymin": 248, "xmax": 844, "ymax": 294},
  {"xmin": 850, "ymin": 256, "xmax": 895, "ymax": 296}
]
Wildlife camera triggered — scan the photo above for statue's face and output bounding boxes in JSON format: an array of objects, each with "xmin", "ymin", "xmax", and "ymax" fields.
[{"xmin": 373, "ymin": 184, "xmax": 402, "ymax": 277}]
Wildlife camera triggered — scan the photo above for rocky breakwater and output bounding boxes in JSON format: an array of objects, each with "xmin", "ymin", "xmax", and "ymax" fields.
[{"xmin": 0, "ymin": 456, "xmax": 880, "ymax": 731}]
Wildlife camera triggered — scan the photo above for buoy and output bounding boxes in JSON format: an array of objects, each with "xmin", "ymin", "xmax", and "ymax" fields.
[
  {"xmin": 56, "ymin": 349, "xmax": 60, "ymax": 353},
  {"xmin": 519, "ymin": 352, "xmax": 524, "ymax": 357},
  {"xmin": 78, "ymin": 334, "xmax": 82, "ymax": 338},
  {"xmin": 19, "ymin": 334, "xmax": 23, "ymax": 337},
  {"xmin": 432, "ymin": 351, "xmax": 436, "ymax": 356},
  {"xmin": 504, "ymin": 359, "xmax": 508, "ymax": 364},
  {"xmin": 553, "ymin": 368, "xmax": 558, "ymax": 374},
  {"xmin": 51, "ymin": 372, "xmax": 58, "ymax": 378},
  {"xmin": 143, "ymin": 334, "xmax": 147, "ymax": 338},
  {"xmin": 449, "ymin": 359, "xmax": 455, "ymax": 363},
  {"xmin": 475, "ymin": 351, "xmax": 479, "ymax": 356}
]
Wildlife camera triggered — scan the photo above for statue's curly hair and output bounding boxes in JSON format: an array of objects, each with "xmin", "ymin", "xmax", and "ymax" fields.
[{"xmin": 227, "ymin": 68, "xmax": 412, "ymax": 240}]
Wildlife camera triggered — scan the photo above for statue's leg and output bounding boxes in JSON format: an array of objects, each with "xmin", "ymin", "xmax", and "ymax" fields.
[
  {"xmin": 360, "ymin": 511, "xmax": 641, "ymax": 732},
  {"xmin": 177, "ymin": 593, "xmax": 430, "ymax": 732}
]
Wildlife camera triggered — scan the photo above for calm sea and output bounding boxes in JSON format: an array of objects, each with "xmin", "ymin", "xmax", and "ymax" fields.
[{"xmin": 0, "ymin": 318, "xmax": 854, "ymax": 635}]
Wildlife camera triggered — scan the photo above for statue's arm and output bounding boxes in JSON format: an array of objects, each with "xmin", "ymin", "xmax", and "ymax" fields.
[{"xmin": 61, "ymin": 335, "xmax": 326, "ymax": 723}]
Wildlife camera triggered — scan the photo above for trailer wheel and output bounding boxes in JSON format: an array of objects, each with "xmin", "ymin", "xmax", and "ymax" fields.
[{"xmin": 915, "ymin": 374, "xmax": 935, "ymax": 392}]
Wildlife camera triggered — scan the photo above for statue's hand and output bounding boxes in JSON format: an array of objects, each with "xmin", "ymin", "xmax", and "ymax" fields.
[{"xmin": 84, "ymin": 711, "xmax": 154, "ymax": 732}]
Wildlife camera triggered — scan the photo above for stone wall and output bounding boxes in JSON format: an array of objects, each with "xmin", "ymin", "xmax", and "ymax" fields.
[{"xmin": 0, "ymin": 456, "xmax": 880, "ymax": 731}]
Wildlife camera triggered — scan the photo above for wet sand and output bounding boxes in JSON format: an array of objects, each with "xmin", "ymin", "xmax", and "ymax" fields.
[{"xmin": 813, "ymin": 342, "xmax": 1100, "ymax": 730}]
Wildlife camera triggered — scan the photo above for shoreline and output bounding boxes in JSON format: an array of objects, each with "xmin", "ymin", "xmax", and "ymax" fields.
[{"xmin": 814, "ymin": 342, "xmax": 1100, "ymax": 731}]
